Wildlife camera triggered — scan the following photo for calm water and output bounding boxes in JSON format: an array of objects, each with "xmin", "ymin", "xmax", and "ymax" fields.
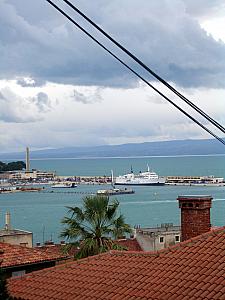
[{"xmin": 0, "ymin": 155, "xmax": 225, "ymax": 243}]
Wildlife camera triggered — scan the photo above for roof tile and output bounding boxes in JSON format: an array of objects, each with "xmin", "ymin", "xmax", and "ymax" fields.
[
  {"xmin": 8, "ymin": 226, "xmax": 225, "ymax": 300},
  {"xmin": 0, "ymin": 242, "xmax": 68, "ymax": 268}
]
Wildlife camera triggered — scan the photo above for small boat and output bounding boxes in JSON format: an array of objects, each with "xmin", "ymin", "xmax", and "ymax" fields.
[
  {"xmin": 51, "ymin": 182, "xmax": 77, "ymax": 188},
  {"xmin": 114, "ymin": 165, "xmax": 165, "ymax": 186}
]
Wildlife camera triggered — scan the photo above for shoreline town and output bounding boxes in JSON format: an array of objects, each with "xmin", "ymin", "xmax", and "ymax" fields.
[
  {"xmin": 1, "ymin": 154, "xmax": 225, "ymax": 299},
  {"xmin": 1, "ymin": 147, "xmax": 225, "ymax": 194}
]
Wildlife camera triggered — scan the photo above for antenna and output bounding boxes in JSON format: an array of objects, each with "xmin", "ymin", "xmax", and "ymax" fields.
[{"xmin": 42, "ymin": 225, "xmax": 45, "ymax": 245}]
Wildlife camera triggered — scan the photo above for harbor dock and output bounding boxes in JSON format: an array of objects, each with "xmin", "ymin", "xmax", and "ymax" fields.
[{"xmin": 97, "ymin": 188, "xmax": 135, "ymax": 196}]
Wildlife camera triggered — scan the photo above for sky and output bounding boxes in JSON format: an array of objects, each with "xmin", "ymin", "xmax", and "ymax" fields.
[{"xmin": 0, "ymin": 0, "xmax": 225, "ymax": 153}]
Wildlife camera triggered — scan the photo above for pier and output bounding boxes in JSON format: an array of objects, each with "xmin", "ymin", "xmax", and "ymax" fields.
[{"xmin": 41, "ymin": 190, "xmax": 95, "ymax": 195}]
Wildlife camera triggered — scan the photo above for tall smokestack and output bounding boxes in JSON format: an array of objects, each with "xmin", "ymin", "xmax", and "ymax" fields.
[
  {"xmin": 5, "ymin": 212, "xmax": 11, "ymax": 231},
  {"xmin": 26, "ymin": 146, "xmax": 30, "ymax": 172},
  {"xmin": 177, "ymin": 195, "xmax": 212, "ymax": 242}
]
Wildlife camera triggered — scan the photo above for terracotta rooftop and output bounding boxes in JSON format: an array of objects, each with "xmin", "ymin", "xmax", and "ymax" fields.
[
  {"xmin": 35, "ymin": 243, "xmax": 79, "ymax": 258},
  {"xmin": 35, "ymin": 238, "xmax": 142, "ymax": 257},
  {"xmin": 115, "ymin": 238, "xmax": 143, "ymax": 251},
  {"xmin": 8, "ymin": 227, "xmax": 225, "ymax": 299},
  {"xmin": 0, "ymin": 242, "xmax": 68, "ymax": 269}
]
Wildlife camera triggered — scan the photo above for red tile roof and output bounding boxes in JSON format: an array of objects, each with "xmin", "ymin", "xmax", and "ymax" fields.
[
  {"xmin": 116, "ymin": 238, "xmax": 142, "ymax": 251},
  {"xmin": 0, "ymin": 242, "xmax": 68, "ymax": 269},
  {"xmin": 8, "ymin": 227, "xmax": 225, "ymax": 299},
  {"xmin": 35, "ymin": 243, "xmax": 79, "ymax": 257}
]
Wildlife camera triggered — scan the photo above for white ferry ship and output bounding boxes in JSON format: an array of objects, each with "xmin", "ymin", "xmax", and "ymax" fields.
[{"xmin": 114, "ymin": 166, "xmax": 165, "ymax": 186}]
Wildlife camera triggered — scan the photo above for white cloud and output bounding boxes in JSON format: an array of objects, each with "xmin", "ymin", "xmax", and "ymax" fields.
[
  {"xmin": 16, "ymin": 77, "xmax": 45, "ymax": 87},
  {"xmin": 0, "ymin": 1, "xmax": 225, "ymax": 152},
  {"xmin": 72, "ymin": 88, "xmax": 102, "ymax": 104},
  {"xmin": 0, "ymin": 80, "xmax": 224, "ymax": 152},
  {"xmin": 0, "ymin": 87, "xmax": 51, "ymax": 123}
]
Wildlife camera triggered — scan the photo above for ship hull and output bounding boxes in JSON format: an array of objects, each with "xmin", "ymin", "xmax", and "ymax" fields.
[{"xmin": 114, "ymin": 182, "xmax": 165, "ymax": 186}]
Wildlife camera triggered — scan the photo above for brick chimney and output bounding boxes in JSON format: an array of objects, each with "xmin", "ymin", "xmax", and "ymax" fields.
[{"xmin": 177, "ymin": 195, "xmax": 212, "ymax": 241}]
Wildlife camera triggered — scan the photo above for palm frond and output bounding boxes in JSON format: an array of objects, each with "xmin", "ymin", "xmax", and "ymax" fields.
[
  {"xmin": 111, "ymin": 214, "xmax": 132, "ymax": 239},
  {"xmin": 61, "ymin": 195, "xmax": 131, "ymax": 259},
  {"xmin": 66, "ymin": 206, "xmax": 84, "ymax": 222},
  {"xmin": 111, "ymin": 243, "xmax": 128, "ymax": 251}
]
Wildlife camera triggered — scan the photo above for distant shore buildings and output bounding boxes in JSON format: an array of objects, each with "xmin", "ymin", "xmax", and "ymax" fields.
[{"xmin": 0, "ymin": 147, "xmax": 56, "ymax": 182}]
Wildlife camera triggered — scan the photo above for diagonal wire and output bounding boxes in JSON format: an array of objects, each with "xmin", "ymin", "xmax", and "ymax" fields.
[
  {"xmin": 45, "ymin": 0, "xmax": 225, "ymax": 146},
  {"xmin": 62, "ymin": 0, "xmax": 225, "ymax": 135}
]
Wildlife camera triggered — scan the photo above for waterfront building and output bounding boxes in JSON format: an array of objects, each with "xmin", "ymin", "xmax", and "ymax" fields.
[
  {"xmin": 6, "ymin": 147, "xmax": 55, "ymax": 181},
  {"xmin": 9, "ymin": 169, "xmax": 55, "ymax": 181},
  {"xmin": 0, "ymin": 172, "xmax": 10, "ymax": 180},
  {"xmin": 135, "ymin": 223, "xmax": 181, "ymax": 251},
  {"xmin": 166, "ymin": 175, "xmax": 224, "ymax": 184},
  {"xmin": 0, "ymin": 212, "xmax": 33, "ymax": 247}
]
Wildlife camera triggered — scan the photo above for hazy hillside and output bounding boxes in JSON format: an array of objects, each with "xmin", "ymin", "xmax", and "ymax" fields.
[{"xmin": 0, "ymin": 139, "xmax": 224, "ymax": 160}]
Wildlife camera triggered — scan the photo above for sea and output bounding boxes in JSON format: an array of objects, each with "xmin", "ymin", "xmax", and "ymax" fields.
[{"xmin": 0, "ymin": 155, "xmax": 225, "ymax": 244}]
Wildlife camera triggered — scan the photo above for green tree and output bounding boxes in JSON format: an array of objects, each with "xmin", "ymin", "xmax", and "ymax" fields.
[
  {"xmin": 61, "ymin": 195, "xmax": 132, "ymax": 259},
  {"xmin": 0, "ymin": 161, "xmax": 26, "ymax": 172}
]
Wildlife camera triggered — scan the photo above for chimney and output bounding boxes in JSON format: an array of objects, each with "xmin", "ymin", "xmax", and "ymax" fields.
[
  {"xmin": 177, "ymin": 195, "xmax": 212, "ymax": 241},
  {"xmin": 5, "ymin": 212, "xmax": 11, "ymax": 231},
  {"xmin": 26, "ymin": 146, "xmax": 30, "ymax": 173}
]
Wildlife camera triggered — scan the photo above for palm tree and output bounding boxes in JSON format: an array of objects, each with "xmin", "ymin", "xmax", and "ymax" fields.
[{"xmin": 61, "ymin": 195, "xmax": 132, "ymax": 259}]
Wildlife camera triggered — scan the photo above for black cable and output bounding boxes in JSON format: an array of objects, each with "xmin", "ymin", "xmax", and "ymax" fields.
[
  {"xmin": 45, "ymin": 0, "xmax": 225, "ymax": 146},
  {"xmin": 62, "ymin": 0, "xmax": 225, "ymax": 135}
]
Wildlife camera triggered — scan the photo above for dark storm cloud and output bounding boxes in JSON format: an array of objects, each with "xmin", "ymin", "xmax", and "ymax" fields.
[
  {"xmin": 183, "ymin": 0, "xmax": 225, "ymax": 18},
  {"xmin": 1, "ymin": 0, "xmax": 225, "ymax": 88}
]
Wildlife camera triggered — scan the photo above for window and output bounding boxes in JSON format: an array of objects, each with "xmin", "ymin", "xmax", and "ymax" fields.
[
  {"xmin": 12, "ymin": 270, "xmax": 26, "ymax": 278},
  {"xmin": 159, "ymin": 236, "xmax": 164, "ymax": 243},
  {"xmin": 20, "ymin": 242, "xmax": 28, "ymax": 247},
  {"xmin": 175, "ymin": 235, "xmax": 180, "ymax": 242}
]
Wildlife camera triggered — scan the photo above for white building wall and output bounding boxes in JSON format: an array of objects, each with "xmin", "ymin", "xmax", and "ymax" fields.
[{"xmin": 0, "ymin": 233, "xmax": 33, "ymax": 247}]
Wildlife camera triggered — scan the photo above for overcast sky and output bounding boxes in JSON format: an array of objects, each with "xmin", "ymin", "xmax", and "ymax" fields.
[{"xmin": 0, "ymin": 0, "xmax": 225, "ymax": 152}]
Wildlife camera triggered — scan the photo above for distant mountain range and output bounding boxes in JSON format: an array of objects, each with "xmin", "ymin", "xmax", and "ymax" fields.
[{"xmin": 0, "ymin": 139, "xmax": 224, "ymax": 160}]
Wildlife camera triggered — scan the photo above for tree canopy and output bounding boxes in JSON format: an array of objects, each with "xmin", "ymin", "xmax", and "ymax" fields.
[
  {"xmin": 61, "ymin": 195, "xmax": 132, "ymax": 259},
  {"xmin": 0, "ymin": 161, "xmax": 26, "ymax": 172}
]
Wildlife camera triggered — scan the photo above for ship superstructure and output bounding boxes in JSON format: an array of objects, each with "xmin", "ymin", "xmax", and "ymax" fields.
[{"xmin": 114, "ymin": 166, "xmax": 165, "ymax": 186}]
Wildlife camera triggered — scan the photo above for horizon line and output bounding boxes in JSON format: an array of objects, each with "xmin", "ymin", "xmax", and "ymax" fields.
[{"xmin": 1, "ymin": 153, "xmax": 225, "ymax": 161}]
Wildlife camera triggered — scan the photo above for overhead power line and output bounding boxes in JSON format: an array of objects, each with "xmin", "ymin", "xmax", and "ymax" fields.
[
  {"xmin": 61, "ymin": 0, "xmax": 225, "ymax": 135},
  {"xmin": 45, "ymin": 0, "xmax": 225, "ymax": 146}
]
